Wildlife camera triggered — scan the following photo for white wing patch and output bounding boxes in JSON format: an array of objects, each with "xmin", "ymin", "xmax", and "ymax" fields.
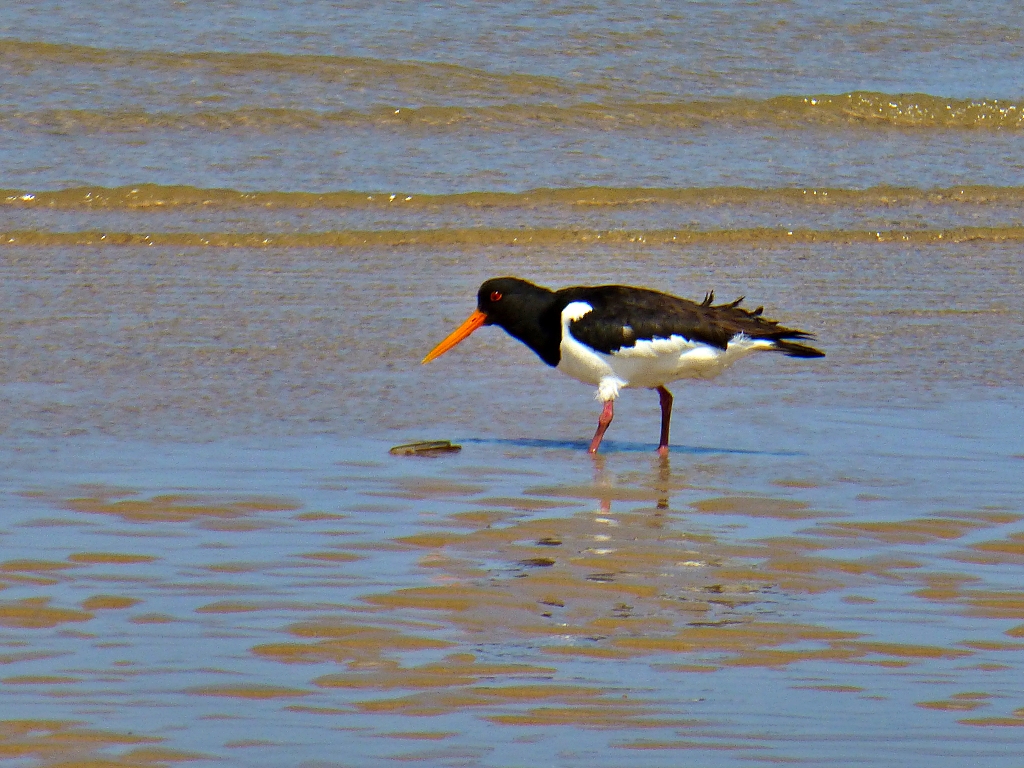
[
  {"xmin": 609, "ymin": 332, "xmax": 776, "ymax": 386},
  {"xmin": 612, "ymin": 335, "xmax": 696, "ymax": 359},
  {"xmin": 556, "ymin": 302, "xmax": 778, "ymax": 401},
  {"xmin": 562, "ymin": 301, "xmax": 594, "ymax": 322}
]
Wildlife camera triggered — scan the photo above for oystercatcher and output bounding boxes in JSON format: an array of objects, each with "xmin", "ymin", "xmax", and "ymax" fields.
[{"xmin": 423, "ymin": 277, "xmax": 824, "ymax": 455}]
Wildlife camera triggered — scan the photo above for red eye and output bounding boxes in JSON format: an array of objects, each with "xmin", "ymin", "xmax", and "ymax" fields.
[{"xmin": 490, "ymin": 291, "xmax": 503, "ymax": 302}]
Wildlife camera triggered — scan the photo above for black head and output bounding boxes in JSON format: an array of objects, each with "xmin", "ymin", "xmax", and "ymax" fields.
[
  {"xmin": 475, "ymin": 277, "xmax": 560, "ymax": 366},
  {"xmin": 423, "ymin": 276, "xmax": 560, "ymax": 366},
  {"xmin": 477, "ymin": 277, "xmax": 554, "ymax": 325}
]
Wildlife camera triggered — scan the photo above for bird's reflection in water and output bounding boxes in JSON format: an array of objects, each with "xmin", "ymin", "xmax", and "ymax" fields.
[
  {"xmin": 589, "ymin": 452, "xmax": 673, "ymax": 520},
  {"xmin": 590, "ymin": 453, "xmax": 612, "ymax": 515},
  {"xmin": 655, "ymin": 453, "xmax": 671, "ymax": 511}
]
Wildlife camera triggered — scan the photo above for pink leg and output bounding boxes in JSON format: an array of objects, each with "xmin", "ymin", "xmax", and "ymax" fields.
[
  {"xmin": 588, "ymin": 400, "xmax": 614, "ymax": 454},
  {"xmin": 656, "ymin": 386, "xmax": 673, "ymax": 456}
]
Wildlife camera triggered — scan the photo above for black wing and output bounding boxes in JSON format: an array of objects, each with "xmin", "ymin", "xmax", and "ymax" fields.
[{"xmin": 557, "ymin": 285, "xmax": 824, "ymax": 358}]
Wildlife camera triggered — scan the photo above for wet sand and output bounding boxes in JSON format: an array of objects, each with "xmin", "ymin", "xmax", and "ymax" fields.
[
  {"xmin": 1, "ymin": 417, "xmax": 1022, "ymax": 766},
  {"xmin": 2, "ymin": 232, "xmax": 1024, "ymax": 766}
]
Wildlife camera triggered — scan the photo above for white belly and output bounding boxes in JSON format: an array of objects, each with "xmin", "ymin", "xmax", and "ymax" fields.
[{"xmin": 555, "ymin": 301, "xmax": 773, "ymax": 401}]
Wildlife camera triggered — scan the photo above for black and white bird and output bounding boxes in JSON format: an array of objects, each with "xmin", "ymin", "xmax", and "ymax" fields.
[{"xmin": 423, "ymin": 277, "xmax": 824, "ymax": 455}]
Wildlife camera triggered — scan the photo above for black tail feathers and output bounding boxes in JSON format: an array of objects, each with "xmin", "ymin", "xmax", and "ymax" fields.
[{"xmin": 773, "ymin": 339, "xmax": 825, "ymax": 358}]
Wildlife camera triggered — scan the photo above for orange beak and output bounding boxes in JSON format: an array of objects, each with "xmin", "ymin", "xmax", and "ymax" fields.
[{"xmin": 422, "ymin": 309, "xmax": 488, "ymax": 363}]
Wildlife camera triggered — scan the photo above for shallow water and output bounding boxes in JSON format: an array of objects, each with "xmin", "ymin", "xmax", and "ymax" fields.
[
  {"xmin": 1, "ymin": 415, "xmax": 1023, "ymax": 766},
  {"xmin": 3, "ymin": 1, "xmax": 1024, "ymax": 766}
]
